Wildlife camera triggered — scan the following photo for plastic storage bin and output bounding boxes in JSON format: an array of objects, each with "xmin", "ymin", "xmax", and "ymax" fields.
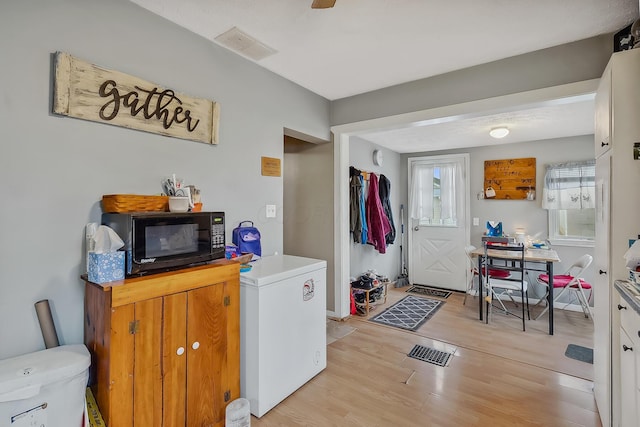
[{"xmin": 0, "ymin": 344, "xmax": 90, "ymax": 426}]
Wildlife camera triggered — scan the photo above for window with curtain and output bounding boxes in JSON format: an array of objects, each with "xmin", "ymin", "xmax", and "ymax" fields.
[
  {"xmin": 410, "ymin": 162, "xmax": 458, "ymax": 226},
  {"xmin": 542, "ymin": 160, "xmax": 595, "ymax": 245}
]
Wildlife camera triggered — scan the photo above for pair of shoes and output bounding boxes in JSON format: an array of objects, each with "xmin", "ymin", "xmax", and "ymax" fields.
[
  {"xmin": 353, "ymin": 292, "xmax": 366, "ymax": 304},
  {"xmin": 369, "ymin": 287, "xmax": 384, "ymax": 302},
  {"xmin": 351, "ymin": 276, "xmax": 374, "ymax": 290}
]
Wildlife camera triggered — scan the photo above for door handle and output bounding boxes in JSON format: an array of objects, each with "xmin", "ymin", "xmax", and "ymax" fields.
[
  {"xmin": 623, "ymin": 344, "xmax": 633, "ymax": 352},
  {"xmin": 599, "ymin": 270, "xmax": 607, "ymax": 275},
  {"xmin": 414, "ymin": 226, "xmax": 419, "ymax": 231},
  {"xmin": 618, "ymin": 304, "xmax": 627, "ymax": 310},
  {"xmin": 601, "ymin": 141, "xmax": 609, "ymax": 147}
]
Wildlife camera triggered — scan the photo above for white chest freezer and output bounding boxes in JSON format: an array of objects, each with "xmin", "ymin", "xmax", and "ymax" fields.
[
  {"xmin": 240, "ymin": 255, "xmax": 327, "ymax": 417},
  {"xmin": 0, "ymin": 344, "xmax": 90, "ymax": 427}
]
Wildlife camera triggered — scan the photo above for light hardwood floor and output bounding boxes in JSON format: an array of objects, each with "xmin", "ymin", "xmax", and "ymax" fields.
[{"xmin": 251, "ymin": 287, "xmax": 599, "ymax": 426}]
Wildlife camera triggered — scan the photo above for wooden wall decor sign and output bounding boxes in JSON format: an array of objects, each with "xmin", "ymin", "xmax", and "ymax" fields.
[
  {"xmin": 261, "ymin": 157, "xmax": 281, "ymax": 177},
  {"xmin": 53, "ymin": 52, "xmax": 220, "ymax": 144},
  {"xmin": 483, "ymin": 157, "xmax": 536, "ymax": 200}
]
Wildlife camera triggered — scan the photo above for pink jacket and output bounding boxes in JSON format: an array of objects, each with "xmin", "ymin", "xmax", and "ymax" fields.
[{"xmin": 366, "ymin": 173, "xmax": 392, "ymax": 253}]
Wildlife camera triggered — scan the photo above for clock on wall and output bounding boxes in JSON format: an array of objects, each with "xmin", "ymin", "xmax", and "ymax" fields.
[{"xmin": 373, "ymin": 149, "xmax": 383, "ymax": 166}]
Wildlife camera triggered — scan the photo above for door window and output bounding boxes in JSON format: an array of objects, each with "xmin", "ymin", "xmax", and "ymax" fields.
[{"xmin": 410, "ymin": 161, "xmax": 460, "ymax": 227}]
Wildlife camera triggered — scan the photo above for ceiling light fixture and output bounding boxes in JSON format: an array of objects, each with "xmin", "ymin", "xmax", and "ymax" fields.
[{"xmin": 489, "ymin": 127, "xmax": 509, "ymax": 139}]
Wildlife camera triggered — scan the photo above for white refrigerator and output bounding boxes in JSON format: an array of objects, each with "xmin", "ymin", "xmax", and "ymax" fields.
[{"xmin": 239, "ymin": 255, "xmax": 327, "ymax": 417}]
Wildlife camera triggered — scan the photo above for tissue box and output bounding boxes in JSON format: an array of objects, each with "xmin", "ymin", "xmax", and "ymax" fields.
[{"xmin": 88, "ymin": 252, "xmax": 125, "ymax": 284}]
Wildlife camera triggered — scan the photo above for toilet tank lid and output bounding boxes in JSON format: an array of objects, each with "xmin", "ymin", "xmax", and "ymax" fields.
[{"xmin": 0, "ymin": 344, "xmax": 90, "ymax": 401}]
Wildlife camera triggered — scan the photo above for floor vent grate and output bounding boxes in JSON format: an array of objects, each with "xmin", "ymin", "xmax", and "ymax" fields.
[{"xmin": 407, "ymin": 345, "xmax": 452, "ymax": 367}]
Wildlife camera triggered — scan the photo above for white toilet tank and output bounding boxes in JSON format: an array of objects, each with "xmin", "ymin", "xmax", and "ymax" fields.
[{"xmin": 0, "ymin": 344, "xmax": 90, "ymax": 426}]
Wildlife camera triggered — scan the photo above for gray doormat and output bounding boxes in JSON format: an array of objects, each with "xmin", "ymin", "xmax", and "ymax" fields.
[
  {"xmin": 408, "ymin": 344, "xmax": 453, "ymax": 367},
  {"xmin": 369, "ymin": 295, "xmax": 445, "ymax": 331},
  {"xmin": 406, "ymin": 285, "xmax": 452, "ymax": 299},
  {"xmin": 565, "ymin": 344, "xmax": 593, "ymax": 364}
]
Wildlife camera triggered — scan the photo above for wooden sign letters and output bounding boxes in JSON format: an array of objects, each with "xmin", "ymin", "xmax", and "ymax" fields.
[
  {"xmin": 484, "ymin": 157, "xmax": 536, "ymax": 200},
  {"xmin": 53, "ymin": 52, "xmax": 220, "ymax": 144}
]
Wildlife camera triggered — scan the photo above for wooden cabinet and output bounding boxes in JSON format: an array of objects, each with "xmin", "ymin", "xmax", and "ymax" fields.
[
  {"xmin": 594, "ymin": 48, "xmax": 640, "ymax": 427},
  {"xmin": 617, "ymin": 291, "xmax": 640, "ymax": 427},
  {"xmin": 84, "ymin": 261, "xmax": 240, "ymax": 427}
]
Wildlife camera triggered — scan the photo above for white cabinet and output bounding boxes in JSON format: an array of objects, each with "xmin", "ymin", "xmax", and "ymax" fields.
[
  {"xmin": 594, "ymin": 67, "xmax": 611, "ymax": 158},
  {"xmin": 594, "ymin": 48, "xmax": 640, "ymax": 427},
  {"xmin": 594, "ymin": 153, "xmax": 611, "ymax": 426},
  {"xmin": 616, "ymin": 291, "xmax": 640, "ymax": 427}
]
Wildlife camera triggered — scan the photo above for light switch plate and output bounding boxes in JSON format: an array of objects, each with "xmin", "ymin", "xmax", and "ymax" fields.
[
  {"xmin": 266, "ymin": 204, "xmax": 276, "ymax": 218},
  {"xmin": 473, "ymin": 217, "xmax": 479, "ymax": 226}
]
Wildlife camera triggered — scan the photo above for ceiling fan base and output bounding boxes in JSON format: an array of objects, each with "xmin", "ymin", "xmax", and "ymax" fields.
[{"xmin": 311, "ymin": 0, "xmax": 336, "ymax": 9}]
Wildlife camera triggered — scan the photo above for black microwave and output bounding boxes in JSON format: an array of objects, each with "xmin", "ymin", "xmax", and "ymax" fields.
[{"xmin": 102, "ymin": 211, "xmax": 225, "ymax": 276}]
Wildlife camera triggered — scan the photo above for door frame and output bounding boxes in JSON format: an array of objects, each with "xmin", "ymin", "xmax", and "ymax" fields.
[
  {"xmin": 330, "ymin": 79, "xmax": 599, "ymax": 319},
  {"xmin": 407, "ymin": 153, "xmax": 470, "ymax": 288}
]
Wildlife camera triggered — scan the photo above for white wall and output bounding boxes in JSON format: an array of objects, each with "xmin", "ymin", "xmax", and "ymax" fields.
[
  {"xmin": 331, "ymin": 35, "xmax": 613, "ymax": 125},
  {"xmin": 283, "ymin": 137, "xmax": 335, "ymax": 310},
  {"xmin": 0, "ymin": 0, "xmax": 330, "ymax": 359},
  {"xmin": 348, "ymin": 137, "xmax": 402, "ymax": 282}
]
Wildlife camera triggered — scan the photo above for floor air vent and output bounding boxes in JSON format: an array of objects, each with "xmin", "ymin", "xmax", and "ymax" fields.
[{"xmin": 408, "ymin": 345, "xmax": 452, "ymax": 367}]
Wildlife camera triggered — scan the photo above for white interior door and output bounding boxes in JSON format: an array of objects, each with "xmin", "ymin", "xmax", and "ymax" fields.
[{"xmin": 408, "ymin": 154, "xmax": 469, "ymax": 291}]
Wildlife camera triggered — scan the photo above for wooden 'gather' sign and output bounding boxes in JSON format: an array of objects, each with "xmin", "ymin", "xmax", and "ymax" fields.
[{"xmin": 53, "ymin": 52, "xmax": 220, "ymax": 144}]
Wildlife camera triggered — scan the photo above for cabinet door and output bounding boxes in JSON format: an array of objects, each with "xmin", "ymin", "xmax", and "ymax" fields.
[
  {"xmin": 186, "ymin": 283, "xmax": 239, "ymax": 426},
  {"xmin": 594, "ymin": 66, "xmax": 611, "ymax": 158},
  {"xmin": 163, "ymin": 292, "xmax": 188, "ymax": 426},
  {"xmin": 620, "ymin": 327, "xmax": 637, "ymax": 427},
  {"xmin": 594, "ymin": 153, "xmax": 611, "ymax": 426},
  {"xmin": 133, "ymin": 298, "xmax": 163, "ymax": 427}
]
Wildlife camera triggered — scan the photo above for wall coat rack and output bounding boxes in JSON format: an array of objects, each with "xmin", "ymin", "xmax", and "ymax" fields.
[{"xmin": 483, "ymin": 157, "xmax": 536, "ymax": 200}]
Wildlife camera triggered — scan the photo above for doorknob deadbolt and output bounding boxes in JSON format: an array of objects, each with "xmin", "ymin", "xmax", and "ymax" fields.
[{"xmin": 414, "ymin": 226, "xmax": 419, "ymax": 231}]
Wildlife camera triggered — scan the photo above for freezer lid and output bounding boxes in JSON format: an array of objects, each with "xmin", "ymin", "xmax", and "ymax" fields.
[
  {"xmin": 240, "ymin": 254, "xmax": 327, "ymax": 287},
  {"xmin": 0, "ymin": 344, "xmax": 90, "ymax": 401}
]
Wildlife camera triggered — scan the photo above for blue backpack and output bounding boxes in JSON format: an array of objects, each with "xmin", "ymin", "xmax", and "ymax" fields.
[{"xmin": 232, "ymin": 221, "xmax": 262, "ymax": 258}]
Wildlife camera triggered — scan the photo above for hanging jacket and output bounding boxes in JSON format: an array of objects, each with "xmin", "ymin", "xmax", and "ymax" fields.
[
  {"xmin": 349, "ymin": 168, "xmax": 363, "ymax": 243},
  {"xmin": 378, "ymin": 174, "xmax": 396, "ymax": 245},
  {"xmin": 359, "ymin": 174, "xmax": 368, "ymax": 243},
  {"xmin": 366, "ymin": 173, "xmax": 392, "ymax": 254}
]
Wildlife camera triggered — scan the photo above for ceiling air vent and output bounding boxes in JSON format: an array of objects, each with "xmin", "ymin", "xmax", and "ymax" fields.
[{"xmin": 214, "ymin": 26, "xmax": 277, "ymax": 61}]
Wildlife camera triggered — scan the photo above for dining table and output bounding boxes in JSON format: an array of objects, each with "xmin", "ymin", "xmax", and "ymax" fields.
[{"xmin": 470, "ymin": 246, "xmax": 561, "ymax": 335}]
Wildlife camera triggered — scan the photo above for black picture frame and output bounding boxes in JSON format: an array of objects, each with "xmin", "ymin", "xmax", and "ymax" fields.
[{"xmin": 614, "ymin": 23, "xmax": 633, "ymax": 52}]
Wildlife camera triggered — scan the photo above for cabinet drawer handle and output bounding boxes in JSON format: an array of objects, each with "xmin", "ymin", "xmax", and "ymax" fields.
[
  {"xmin": 623, "ymin": 344, "xmax": 633, "ymax": 352},
  {"xmin": 192, "ymin": 341, "xmax": 200, "ymax": 350},
  {"xmin": 599, "ymin": 270, "xmax": 607, "ymax": 275},
  {"xmin": 176, "ymin": 347, "xmax": 185, "ymax": 356},
  {"xmin": 618, "ymin": 304, "xmax": 627, "ymax": 310},
  {"xmin": 601, "ymin": 141, "xmax": 609, "ymax": 147}
]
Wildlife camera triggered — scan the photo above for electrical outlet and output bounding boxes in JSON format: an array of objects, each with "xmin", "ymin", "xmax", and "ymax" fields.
[{"xmin": 266, "ymin": 204, "xmax": 276, "ymax": 218}]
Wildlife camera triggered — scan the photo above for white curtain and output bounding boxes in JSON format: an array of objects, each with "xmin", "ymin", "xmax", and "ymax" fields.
[
  {"xmin": 409, "ymin": 162, "xmax": 457, "ymax": 221},
  {"xmin": 410, "ymin": 164, "xmax": 433, "ymax": 220},
  {"xmin": 440, "ymin": 163, "xmax": 456, "ymax": 221},
  {"xmin": 542, "ymin": 160, "xmax": 595, "ymax": 210}
]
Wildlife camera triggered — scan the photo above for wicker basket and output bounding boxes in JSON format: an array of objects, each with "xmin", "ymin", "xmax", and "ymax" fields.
[{"xmin": 102, "ymin": 194, "xmax": 169, "ymax": 213}]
